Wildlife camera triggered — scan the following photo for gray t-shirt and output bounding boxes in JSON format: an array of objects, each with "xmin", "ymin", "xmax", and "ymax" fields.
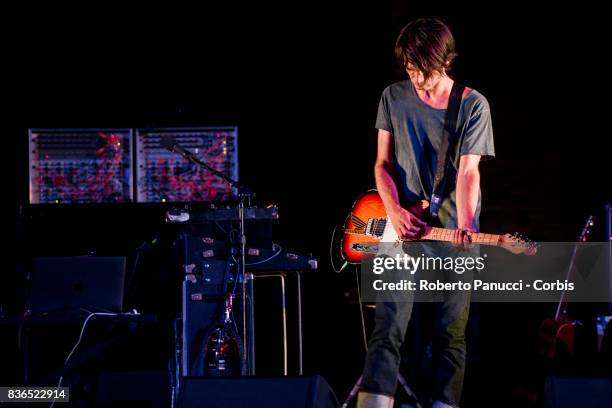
[{"xmin": 375, "ymin": 79, "xmax": 495, "ymax": 229}]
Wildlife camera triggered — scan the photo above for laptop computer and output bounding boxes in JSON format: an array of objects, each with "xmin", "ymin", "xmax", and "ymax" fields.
[{"xmin": 27, "ymin": 256, "xmax": 126, "ymax": 315}]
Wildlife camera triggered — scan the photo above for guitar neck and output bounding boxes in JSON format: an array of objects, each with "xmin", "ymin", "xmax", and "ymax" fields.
[
  {"xmin": 422, "ymin": 227, "xmax": 501, "ymax": 246},
  {"xmin": 554, "ymin": 245, "xmax": 583, "ymax": 320}
]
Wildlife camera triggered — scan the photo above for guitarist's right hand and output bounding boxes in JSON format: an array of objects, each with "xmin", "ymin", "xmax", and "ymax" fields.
[{"xmin": 388, "ymin": 206, "xmax": 427, "ymax": 239}]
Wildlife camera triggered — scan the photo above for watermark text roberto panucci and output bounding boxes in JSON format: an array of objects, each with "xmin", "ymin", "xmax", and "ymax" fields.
[
  {"xmin": 360, "ymin": 242, "xmax": 611, "ymax": 302},
  {"xmin": 371, "ymin": 252, "xmax": 572, "ymax": 292}
]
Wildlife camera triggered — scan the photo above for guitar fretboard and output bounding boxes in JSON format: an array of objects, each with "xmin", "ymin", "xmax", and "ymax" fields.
[{"xmin": 423, "ymin": 227, "xmax": 501, "ymax": 246}]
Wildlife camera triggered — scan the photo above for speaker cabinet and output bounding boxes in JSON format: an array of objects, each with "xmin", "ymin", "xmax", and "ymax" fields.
[
  {"xmin": 179, "ymin": 375, "xmax": 338, "ymax": 408},
  {"xmin": 543, "ymin": 376, "xmax": 612, "ymax": 408}
]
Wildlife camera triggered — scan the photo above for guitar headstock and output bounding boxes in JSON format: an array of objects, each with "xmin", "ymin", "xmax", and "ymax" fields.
[
  {"xmin": 499, "ymin": 232, "xmax": 538, "ymax": 256},
  {"xmin": 578, "ymin": 215, "xmax": 594, "ymax": 242}
]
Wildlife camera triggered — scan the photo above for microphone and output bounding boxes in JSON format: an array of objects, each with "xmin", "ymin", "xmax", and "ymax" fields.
[
  {"xmin": 158, "ymin": 134, "xmax": 240, "ymax": 190},
  {"xmin": 160, "ymin": 135, "xmax": 193, "ymax": 158}
]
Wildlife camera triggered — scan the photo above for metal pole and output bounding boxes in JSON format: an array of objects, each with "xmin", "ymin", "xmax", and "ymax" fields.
[
  {"xmin": 239, "ymin": 198, "xmax": 249, "ymax": 373},
  {"xmin": 296, "ymin": 271, "xmax": 303, "ymax": 375}
]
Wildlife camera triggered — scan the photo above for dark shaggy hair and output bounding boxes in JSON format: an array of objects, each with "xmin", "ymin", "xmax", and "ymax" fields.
[{"xmin": 395, "ymin": 18, "xmax": 457, "ymax": 81}]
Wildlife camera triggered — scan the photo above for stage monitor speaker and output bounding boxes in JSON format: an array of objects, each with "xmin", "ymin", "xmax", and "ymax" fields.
[
  {"xmin": 92, "ymin": 370, "xmax": 170, "ymax": 408},
  {"xmin": 178, "ymin": 375, "xmax": 338, "ymax": 408},
  {"xmin": 543, "ymin": 376, "xmax": 612, "ymax": 408}
]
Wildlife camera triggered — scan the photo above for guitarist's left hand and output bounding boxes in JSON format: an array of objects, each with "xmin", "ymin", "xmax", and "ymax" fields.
[{"xmin": 452, "ymin": 228, "xmax": 475, "ymax": 251}]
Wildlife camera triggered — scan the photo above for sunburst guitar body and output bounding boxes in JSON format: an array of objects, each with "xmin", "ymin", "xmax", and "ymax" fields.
[{"xmin": 341, "ymin": 190, "xmax": 536, "ymax": 264}]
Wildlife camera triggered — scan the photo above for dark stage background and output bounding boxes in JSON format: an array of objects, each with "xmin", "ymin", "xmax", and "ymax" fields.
[{"xmin": 4, "ymin": 3, "xmax": 612, "ymax": 407}]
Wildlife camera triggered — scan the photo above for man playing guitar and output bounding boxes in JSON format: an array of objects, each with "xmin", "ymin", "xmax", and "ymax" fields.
[{"xmin": 357, "ymin": 18, "xmax": 495, "ymax": 408}]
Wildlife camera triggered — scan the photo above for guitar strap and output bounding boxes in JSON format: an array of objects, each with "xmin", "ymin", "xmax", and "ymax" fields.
[{"xmin": 429, "ymin": 81, "xmax": 466, "ymax": 219}]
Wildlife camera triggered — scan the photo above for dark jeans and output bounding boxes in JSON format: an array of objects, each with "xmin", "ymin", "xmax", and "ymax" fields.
[{"xmin": 360, "ymin": 273, "xmax": 471, "ymax": 406}]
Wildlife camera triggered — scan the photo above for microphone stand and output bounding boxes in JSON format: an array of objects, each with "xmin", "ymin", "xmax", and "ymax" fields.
[{"xmin": 168, "ymin": 146, "xmax": 253, "ymax": 375}]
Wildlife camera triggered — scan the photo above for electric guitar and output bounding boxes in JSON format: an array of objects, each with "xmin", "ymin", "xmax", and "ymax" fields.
[
  {"xmin": 537, "ymin": 215, "xmax": 594, "ymax": 359},
  {"xmin": 341, "ymin": 190, "xmax": 537, "ymax": 263}
]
